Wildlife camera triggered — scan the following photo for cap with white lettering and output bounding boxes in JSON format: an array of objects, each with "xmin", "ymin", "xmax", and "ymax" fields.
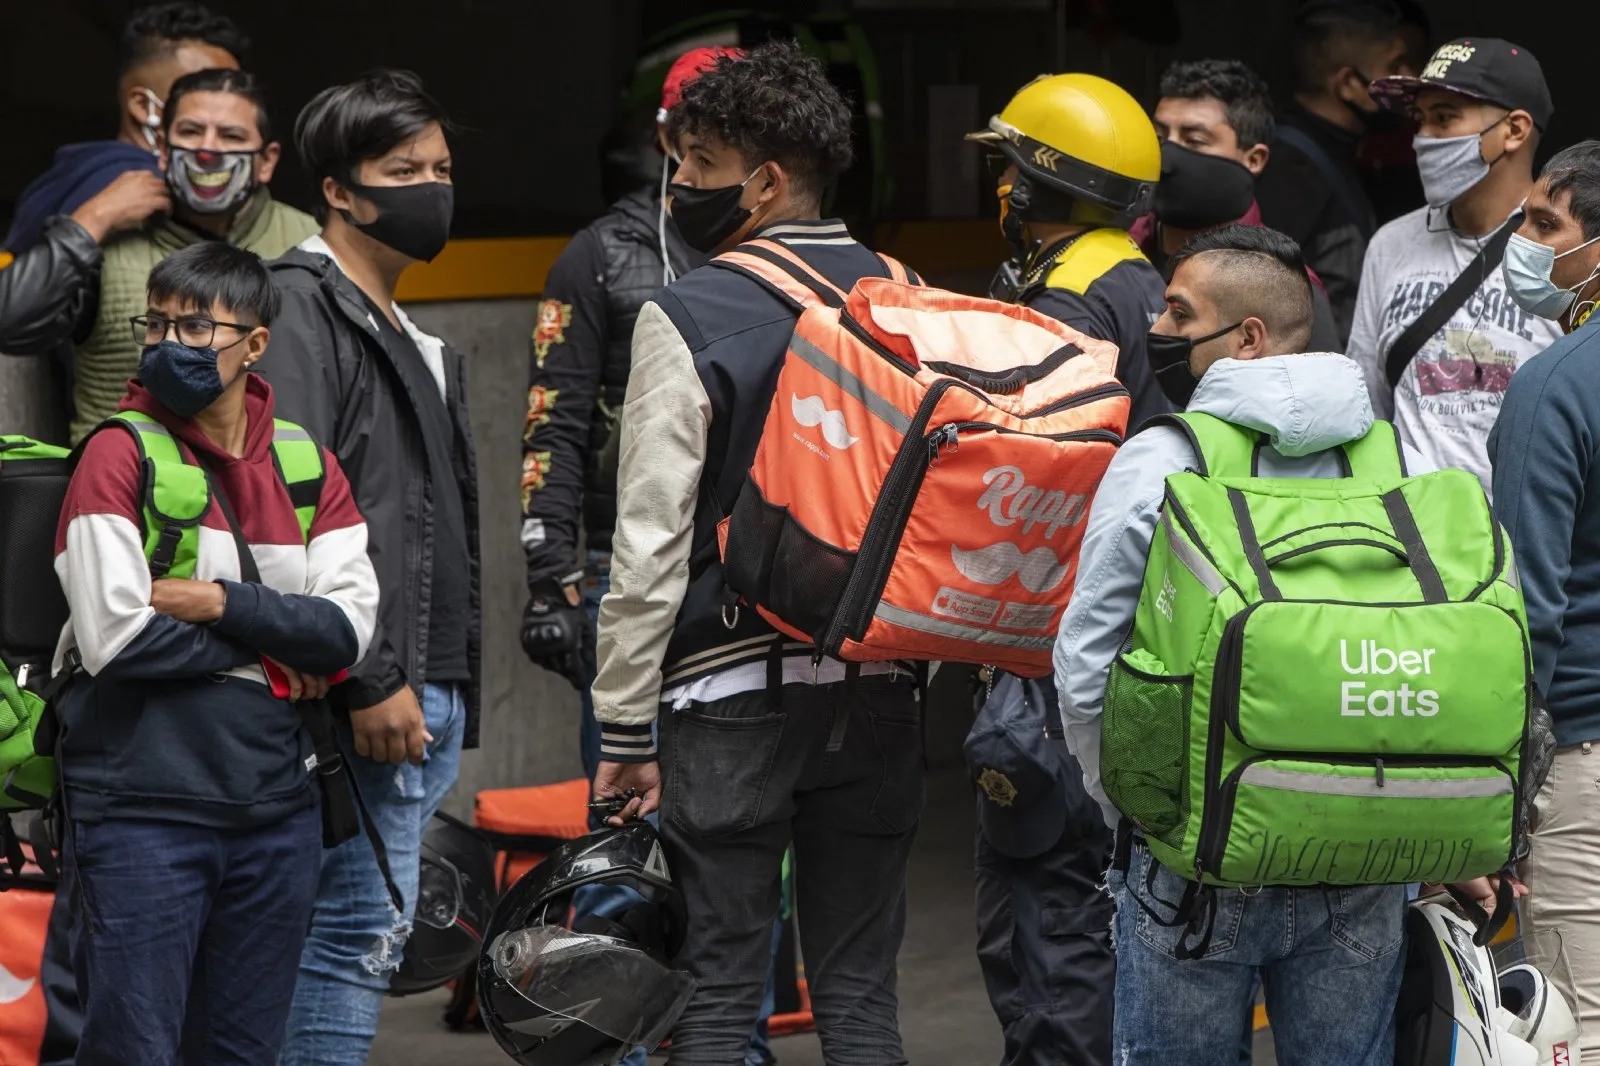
[{"xmin": 1371, "ymin": 38, "xmax": 1553, "ymax": 132}]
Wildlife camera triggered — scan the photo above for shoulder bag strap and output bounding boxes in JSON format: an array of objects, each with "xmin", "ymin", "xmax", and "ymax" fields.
[
  {"xmin": 200, "ymin": 464, "xmax": 403, "ymax": 913},
  {"xmin": 1273, "ymin": 124, "xmax": 1376, "ymax": 239},
  {"xmin": 1385, "ymin": 212, "xmax": 1522, "ymax": 388}
]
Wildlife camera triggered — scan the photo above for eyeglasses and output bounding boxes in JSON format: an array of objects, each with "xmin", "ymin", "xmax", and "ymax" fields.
[{"xmin": 131, "ymin": 314, "xmax": 254, "ymax": 349}]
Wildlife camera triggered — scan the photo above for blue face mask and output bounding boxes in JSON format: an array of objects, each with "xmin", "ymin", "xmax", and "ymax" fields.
[
  {"xmin": 1502, "ymin": 230, "xmax": 1600, "ymax": 321},
  {"xmin": 138, "ymin": 339, "xmax": 226, "ymax": 417}
]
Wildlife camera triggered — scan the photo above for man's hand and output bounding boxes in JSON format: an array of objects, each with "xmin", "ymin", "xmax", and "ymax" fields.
[
  {"xmin": 521, "ymin": 574, "xmax": 595, "ymax": 690},
  {"xmin": 593, "ymin": 759, "xmax": 661, "ymax": 827},
  {"xmin": 1451, "ymin": 873, "xmax": 1529, "ymax": 918},
  {"xmin": 150, "ymin": 578, "xmax": 226, "ymax": 623},
  {"xmin": 350, "ymin": 684, "xmax": 431, "ymax": 766},
  {"xmin": 266, "ymin": 658, "xmax": 330, "ymax": 702},
  {"xmin": 70, "ymin": 170, "xmax": 171, "ymax": 243}
]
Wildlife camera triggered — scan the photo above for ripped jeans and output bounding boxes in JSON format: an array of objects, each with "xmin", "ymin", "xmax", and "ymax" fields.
[{"xmin": 279, "ymin": 683, "xmax": 466, "ymax": 1066}]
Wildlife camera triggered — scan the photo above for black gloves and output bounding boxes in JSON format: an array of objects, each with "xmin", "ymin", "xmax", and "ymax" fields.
[{"xmin": 521, "ymin": 572, "xmax": 595, "ymax": 691}]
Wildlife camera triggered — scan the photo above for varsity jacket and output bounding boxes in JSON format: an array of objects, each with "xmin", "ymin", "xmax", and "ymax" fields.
[
  {"xmin": 53, "ymin": 377, "xmax": 378, "ymax": 827},
  {"xmin": 591, "ymin": 218, "xmax": 905, "ymax": 758},
  {"xmin": 521, "ymin": 189, "xmax": 703, "ymax": 586}
]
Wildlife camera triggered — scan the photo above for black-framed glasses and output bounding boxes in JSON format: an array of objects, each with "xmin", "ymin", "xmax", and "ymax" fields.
[{"xmin": 131, "ymin": 314, "xmax": 254, "ymax": 349}]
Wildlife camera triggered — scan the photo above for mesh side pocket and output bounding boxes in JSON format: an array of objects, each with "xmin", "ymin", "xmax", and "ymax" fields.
[
  {"xmin": 768, "ymin": 518, "xmax": 855, "ymax": 643},
  {"xmin": 722, "ymin": 476, "xmax": 788, "ymax": 603},
  {"xmin": 1103, "ymin": 655, "xmax": 1192, "ymax": 849}
]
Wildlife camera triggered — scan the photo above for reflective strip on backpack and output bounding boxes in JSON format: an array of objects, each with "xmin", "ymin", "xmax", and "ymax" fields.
[
  {"xmin": 788, "ymin": 333, "xmax": 912, "ymax": 434},
  {"xmin": 1162, "ymin": 511, "xmax": 1227, "ymax": 596},
  {"xmin": 873, "ymin": 601, "xmax": 1056, "ymax": 651},
  {"xmin": 1239, "ymin": 764, "xmax": 1513, "ymax": 800},
  {"xmin": 270, "ymin": 419, "xmax": 324, "ymax": 545}
]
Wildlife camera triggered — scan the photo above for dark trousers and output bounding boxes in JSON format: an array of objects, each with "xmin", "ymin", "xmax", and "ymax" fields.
[
  {"xmin": 67, "ymin": 805, "xmax": 322, "ymax": 1066},
  {"xmin": 974, "ymin": 806, "xmax": 1116, "ymax": 1066},
  {"xmin": 660, "ymin": 676, "xmax": 924, "ymax": 1066},
  {"xmin": 38, "ymin": 859, "xmax": 81, "ymax": 1066}
]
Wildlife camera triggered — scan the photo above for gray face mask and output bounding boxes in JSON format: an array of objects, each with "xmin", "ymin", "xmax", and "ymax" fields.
[{"xmin": 1413, "ymin": 116, "xmax": 1508, "ymax": 209}]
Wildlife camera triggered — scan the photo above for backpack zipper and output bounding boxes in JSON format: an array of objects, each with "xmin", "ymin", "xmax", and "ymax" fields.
[
  {"xmin": 1199, "ymin": 753, "xmax": 1517, "ymax": 880},
  {"xmin": 819, "ymin": 396, "xmax": 1121, "ymax": 652},
  {"xmin": 1023, "ymin": 380, "xmax": 1130, "ymax": 418}
]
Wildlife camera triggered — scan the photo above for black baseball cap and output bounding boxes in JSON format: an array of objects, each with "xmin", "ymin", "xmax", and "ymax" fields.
[{"xmin": 1371, "ymin": 38, "xmax": 1553, "ymax": 131}]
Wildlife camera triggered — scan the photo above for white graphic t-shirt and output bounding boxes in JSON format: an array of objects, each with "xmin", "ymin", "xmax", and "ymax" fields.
[{"xmin": 1347, "ymin": 205, "xmax": 1561, "ymax": 497}]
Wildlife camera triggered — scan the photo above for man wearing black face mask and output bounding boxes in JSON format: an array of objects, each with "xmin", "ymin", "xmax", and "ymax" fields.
[
  {"xmin": 589, "ymin": 41, "xmax": 927, "ymax": 1064},
  {"xmin": 0, "ymin": 68, "xmax": 315, "ymax": 442},
  {"xmin": 257, "ymin": 70, "xmax": 479, "ymax": 1066},
  {"xmin": 1256, "ymin": 0, "xmax": 1411, "ymax": 343},
  {"xmin": 1135, "ymin": 59, "xmax": 1341, "ymax": 352}
]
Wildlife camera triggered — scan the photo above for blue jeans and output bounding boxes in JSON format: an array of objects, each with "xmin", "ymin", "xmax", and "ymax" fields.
[
  {"xmin": 1112, "ymin": 843, "xmax": 1406, "ymax": 1066},
  {"xmin": 280, "ymin": 683, "xmax": 467, "ymax": 1066},
  {"xmin": 66, "ymin": 804, "xmax": 322, "ymax": 1066}
]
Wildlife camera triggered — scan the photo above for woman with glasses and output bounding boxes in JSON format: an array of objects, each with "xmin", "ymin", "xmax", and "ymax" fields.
[{"xmin": 53, "ymin": 241, "xmax": 378, "ymax": 1065}]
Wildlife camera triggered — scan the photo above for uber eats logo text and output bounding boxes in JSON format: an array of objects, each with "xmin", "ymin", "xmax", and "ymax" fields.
[{"xmin": 1339, "ymin": 640, "xmax": 1440, "ymax": 717}]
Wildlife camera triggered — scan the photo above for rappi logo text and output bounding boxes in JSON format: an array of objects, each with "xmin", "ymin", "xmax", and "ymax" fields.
[{"xmin": 977, "ymin": 465, "xmax": 1088, "ymax": 539}]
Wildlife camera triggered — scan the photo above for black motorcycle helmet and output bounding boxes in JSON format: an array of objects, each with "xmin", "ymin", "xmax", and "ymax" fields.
[
  {"xmin": 477, "ymin": 821, "xmax": 692, "ymax": 1066},
  {"xmin": 391, "ymin": 812, "xmax": 499, "ymax": 997}
]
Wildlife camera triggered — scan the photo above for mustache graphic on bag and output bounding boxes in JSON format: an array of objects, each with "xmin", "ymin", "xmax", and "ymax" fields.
[
  {"xmin": 951, "ymin": 541, "xmax": 1070, "ymax": 593},
  {"xmin": 790, "ymin": 393, "xmax": 859, "ymax": 450}
]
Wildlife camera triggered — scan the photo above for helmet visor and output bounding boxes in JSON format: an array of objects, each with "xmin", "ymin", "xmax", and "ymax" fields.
[
  {"xmin": 415, "ymin": 854, "xmax": 463, "ymax": 931},
  {"xmin": 489, "ymin": 925, "xmax": 695, "ymax": 1049}
]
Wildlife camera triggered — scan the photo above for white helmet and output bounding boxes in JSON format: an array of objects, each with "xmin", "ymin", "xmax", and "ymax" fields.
[
  {"xmin": 1497, "ymin": 963, "xmax": 1579, "ymax": 1066},
  {"xmin": 1397, "ymin": 898, "xmax": 1505, "ymax": 1065}
]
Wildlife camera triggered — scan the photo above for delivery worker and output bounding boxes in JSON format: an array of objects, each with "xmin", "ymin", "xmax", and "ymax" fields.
[{"xmin": 968, "ymin": 73, "xmax": 1169, "ymax": 431}]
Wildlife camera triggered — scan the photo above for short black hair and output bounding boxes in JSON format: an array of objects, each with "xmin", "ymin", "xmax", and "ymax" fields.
[
  {"xmin": 164, "ymin": 68, "xmax": 272, "ymax": 144},
  {"xmin": 1290, "ymin": 0, "xmax": 1403, "ymax": 96},
  {"xmin": 119, "ymin": 2, "xmax": 251, "ymax": 77},
  {"xmin": 1170, "ymin": 224, "xmax": 1315, "ymax": 352},
  {"xmin": 1542, "ymin": 142, "xmax": 1600, "ymax": 242},
  {"xmin": 1159, "ymin": 59, "xmax": 1275, "ymax": 149},
  {"xmin": 295, "ymin": 69, "xmax": 451, "ymax": 216},
  {"xmin": 147, "ymin": 242, "xmax": 280, "ymax": 327},
  {"xmin": 665, "ymin": 40, "xmax": 854, "ymax": 205}
]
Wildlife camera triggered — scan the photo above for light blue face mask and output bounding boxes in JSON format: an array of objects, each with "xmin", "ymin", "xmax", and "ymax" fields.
[{"xmin": 1502, "ymin": 230, "xmax": 1600, "ymax": 321}]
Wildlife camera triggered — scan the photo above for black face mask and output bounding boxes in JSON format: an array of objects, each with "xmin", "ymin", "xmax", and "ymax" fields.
[
  {"xmin": 340, "ymin": 181, "xmax": 454, "ymax": 262},
  {"xmin": 668, "ymin": 166, "xmax": 761, "ymax": 254},
  {"xmin": 1344, "ymin": 69, "xmax": 1408, "ymax": 134},
  {"xmin": 1152, "ymin": 142, "xmax": 1256, "ymax": 231},
  {"xmin": 1147, "ymin": 320, "xmax": 1242, "ymax": 408}
]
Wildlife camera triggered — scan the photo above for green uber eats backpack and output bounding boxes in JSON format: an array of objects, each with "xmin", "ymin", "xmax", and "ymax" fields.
[
  {"xmin": 0, "ymin": 411, "xmax": 324, "ymax": 884},
  {"xmin": 1100, "ymin": 412, "xmax": 1530, "ymax": 939}
]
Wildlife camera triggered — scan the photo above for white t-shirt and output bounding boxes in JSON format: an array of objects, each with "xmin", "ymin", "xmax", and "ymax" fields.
[{"xmin": 1347, "ymin": 205, "xmax": 1561, "ymax": 497}]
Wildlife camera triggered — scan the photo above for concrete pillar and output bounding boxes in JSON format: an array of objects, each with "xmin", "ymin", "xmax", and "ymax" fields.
[{"xmin": 402, "ymin": 300, "xmax": 583, "ymax": 816}]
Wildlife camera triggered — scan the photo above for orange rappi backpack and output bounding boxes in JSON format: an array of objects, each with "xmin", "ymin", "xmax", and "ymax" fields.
[{"xmin": 715, "ymin": 240, "xmax": 1129, "ymax": 677}]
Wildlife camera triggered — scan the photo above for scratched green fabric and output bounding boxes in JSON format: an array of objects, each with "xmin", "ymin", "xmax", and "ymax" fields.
[{"xmin": 1100, "ymin": 412, "xmax": 1528, "ymax": 888}]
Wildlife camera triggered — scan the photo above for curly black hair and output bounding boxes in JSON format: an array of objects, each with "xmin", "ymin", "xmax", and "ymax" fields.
[
  {"xmin": 119, "ymin": 2, "xmax": 252, "ymax": 76},
  {"xmin": 665, "ymin": 40, "xmax": 854, "ymax": 205},
  {"xmin": 1158, "ymin": 59, "xmax": 1275, "ymax": 149}
]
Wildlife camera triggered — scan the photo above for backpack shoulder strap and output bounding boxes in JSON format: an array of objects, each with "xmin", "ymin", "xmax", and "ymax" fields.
[
  {"xmin": 876, "ymin": 253, "xmax": 922, "ymax": 287},
  {"xmin": 712, "ymin": 238, "xmax": 850, "ymax": 311},
  {"xmin": 268, "ymin": 419, "xmax": 325, "ymax": 545},
  {"xmin": 1340, "ymin": 419, "xmax": 1407, "ymax": 481},
  {"xmin": 1149, "ymin": 412, "xmax": 1259, "ymax": 478},
  {"xmin": 90, "ymin": 412, "xmax": 210, "ymax": 578}
]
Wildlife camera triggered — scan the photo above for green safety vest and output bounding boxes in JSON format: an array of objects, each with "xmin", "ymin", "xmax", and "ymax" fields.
[
  {"xmin": 1100, "ymin": 412, "xmax": 1529, "ymax": 889},
  {"xmin": 0, "ymin": 412, "xmax": 324, "ymax": 820}
]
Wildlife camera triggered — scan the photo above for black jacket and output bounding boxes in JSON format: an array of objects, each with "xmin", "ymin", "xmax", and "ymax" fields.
[
  {"xmin": 0, "ymin": 215, "xmax": 100, "ymax": 354},
  {"xmin": 521, "ymin": 189, "xmax": 702, "ymax": 586},
  {"xmin": 261, "ymin": 247, "xmax": 483, "ymax": 747},
  {"xmin": 1255, "ymin": 104, "xmax": 1376, "ymax": 344}
]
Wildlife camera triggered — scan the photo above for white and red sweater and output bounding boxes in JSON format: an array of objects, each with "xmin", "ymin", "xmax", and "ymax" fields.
[{"xmin": 52, "ymin": 377, "xmax": 379, "ymax": 827}]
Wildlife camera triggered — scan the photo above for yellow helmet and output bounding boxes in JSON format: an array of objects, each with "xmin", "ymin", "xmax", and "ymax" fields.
[{"xmin": 970, "ymin": 73, "xmax": 1161, "ymax": 219}]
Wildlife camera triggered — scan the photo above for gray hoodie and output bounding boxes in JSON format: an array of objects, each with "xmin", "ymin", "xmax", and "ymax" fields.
[{"xmin": 1053, "ymin": 353, "xmax": 1411, "ymax": 827}]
